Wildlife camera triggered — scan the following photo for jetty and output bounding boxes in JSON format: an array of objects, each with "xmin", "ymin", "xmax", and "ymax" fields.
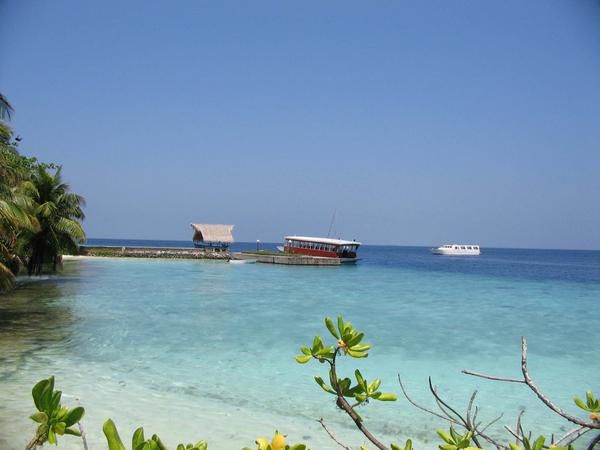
[{"xmin": 78, "ymin": 245, "xmax": 229, "ymax": 260}]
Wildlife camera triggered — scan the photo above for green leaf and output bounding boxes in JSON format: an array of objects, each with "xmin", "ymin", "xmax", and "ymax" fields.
[
  {"xmin": 574, "ymin": 396, "xmax": 587, "ymax": 410},
  {"xmin": 300, "ymin": 346, "xmax": 311, "ymax": 355},
  {"xmin": 367, "ymin": 378, "xmax": 381, "ymax": 393},
  {"xmin": 295, "ymin": 355, "xmax": 312, "ymax": 364},
  {"xmin": 325, "ymin": 317, "xmax": 339, "ymax": 339},
  {"xmin": 30, "ymin": 411, "xmax": 48, "ymax": 423},
  {"xmin": 439, "ymin": 444, "xmax": 457, "ymax": 450},
  {"xmin": 32, "ymin": 379, "xmax": 49, "ymax": 411},
  {"xmin": 133, "ymin": 427, "xmax": 145, "ymax": 450},
  {"xmin": 350, "ymin": 343, "xmax": 371, "ymax": 353},
  {"xmin": 151, "ymin": 434, "xmax": 168, "ymax": 450},
  {"xmin": 532, "ymin": 436, "xmax": 545, "ymax": 450},
  {"xmin": 509, "ymin": 444, "xmax": 522, "ymax": 450},
  {"xmin": 314, "ymin": 376, "xmax": 336, "ymax": 394},
  {"xmin": 354, "ymin": 369, "xmax": 367, "ymax": 392},
  {"xmin": 347, "ymin": 349, "xmax": 368, "ymax": 358},
  {"xmin": 48, "ymin": 427, "xmax": 57, "ymax": 445},
  {"xmin": 55, "ymin": 422, "xmax": 66, "ymax": 435},
  {"xmin": 64, "ymin": 406, "xmax": 85, "ymax": 426},
  {"xmin": 103, "ymin": 419, "xmax": 126, "ymax": 450},
  {"xmin": 437, "ymin": 430, "xmax": 453, "ymax": 444},
  {"xmin": 50, "ymin": 390, "xmax": 62, "ymax": 412},
  {"xmin": 375, "ymin": 393, "xmax": 397, "ymax": 401},
  {"xmin": 337, "ymin": 315, "xmax": 344, "ymax": 336},
  {"xmin": 346, "ymin": 332, "xmax": 365, "ymax": 347},
  {"xmin": 64, "ymin": 428, "xmax": 81, "ymax": 437}
]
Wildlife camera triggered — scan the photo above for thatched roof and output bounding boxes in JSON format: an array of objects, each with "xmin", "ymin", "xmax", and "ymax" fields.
[{"xmin": 191, "ymin": 223, "xmax": 234, "ymax": 243}]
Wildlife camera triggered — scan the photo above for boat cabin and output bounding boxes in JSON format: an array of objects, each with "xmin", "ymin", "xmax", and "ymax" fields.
[{"xmin": 284, "ymin": 236, "xmax": 360, "ymax": 259}]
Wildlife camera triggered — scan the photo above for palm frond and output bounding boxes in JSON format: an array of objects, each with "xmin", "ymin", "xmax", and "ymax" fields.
[{"xmin": 0, "ymin": 93, "xmax": 13, "ymax": 122}]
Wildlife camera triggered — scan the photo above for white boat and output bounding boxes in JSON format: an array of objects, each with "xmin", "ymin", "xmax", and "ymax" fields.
[
  {"xmin": 431, "ymin": 244, "xmax": 480, "ymax": 256},
  {"xmin": 229, "ymin": 258, "xmax": 257, "ymax": 264}
]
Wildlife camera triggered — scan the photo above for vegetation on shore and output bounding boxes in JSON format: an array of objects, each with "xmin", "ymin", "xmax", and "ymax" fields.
[
  {"xmin": 0, "ymin": 94, "xmax": 85, "ymax": 293},
  {"xmin": 23, "ymin": 316, "xmax": 600, "ymax": 450}
]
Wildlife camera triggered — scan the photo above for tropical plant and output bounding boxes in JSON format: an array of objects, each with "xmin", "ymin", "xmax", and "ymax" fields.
[
  {"xmin": 21, "ymin": 166, "xmax": 86, "ymax": 275},
  {"xmin": 27, "ymin": 376, "xmax": 85, "ymax": 450},
  {"xmin": 0, "ymin": 123, "xmax": 36, "ymax": 291},
  {"xmin": 297, "ymin": 316, "xmax": 599, "ymax": 450},
  {"xmin": 103, "ymin": 419, "xmax": 209, "ymax": 450}
]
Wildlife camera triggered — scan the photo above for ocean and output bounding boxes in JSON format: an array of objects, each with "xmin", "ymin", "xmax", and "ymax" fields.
[{"xmin": 1, "ymin": 241, "xmax": 599, "ymax": 449}]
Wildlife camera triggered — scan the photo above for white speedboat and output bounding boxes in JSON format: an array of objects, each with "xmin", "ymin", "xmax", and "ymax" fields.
[{"xmin": 432, "ymin": 244, "xmax": 480, "ymax": 256}]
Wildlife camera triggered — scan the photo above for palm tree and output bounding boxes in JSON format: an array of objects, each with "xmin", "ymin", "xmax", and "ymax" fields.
[
  {"xmin": 0, "ymin": 122, "xmax": 33, "ymax": 291},
  {"xmin": 0, "ymin": 93, "xmax": 13, "ymax": 121},
  {"xmin": 22, "ymin": 166, "xmax": 86, "ymax": 275}
]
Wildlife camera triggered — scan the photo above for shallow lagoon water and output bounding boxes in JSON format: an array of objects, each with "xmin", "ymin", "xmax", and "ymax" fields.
[{"xmin": 1, "ymin": 245, "xmax": 599, "ymax": 449}]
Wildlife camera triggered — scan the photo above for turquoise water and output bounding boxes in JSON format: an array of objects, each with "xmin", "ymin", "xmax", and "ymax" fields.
[{"xmin": 1, "ymin": 246, "xmax": 599, "ymax": 449}]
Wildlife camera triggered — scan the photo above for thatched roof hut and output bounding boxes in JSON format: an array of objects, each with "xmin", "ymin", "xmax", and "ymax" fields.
[{"xmin": 190, "ymin": 223, "xmax": 234, "ymax": 244}]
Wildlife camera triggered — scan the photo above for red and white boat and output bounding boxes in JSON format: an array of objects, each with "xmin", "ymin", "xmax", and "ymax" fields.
[{"xmin": 283, "ymin": 236, "xmax": 361, "ymax": 263}]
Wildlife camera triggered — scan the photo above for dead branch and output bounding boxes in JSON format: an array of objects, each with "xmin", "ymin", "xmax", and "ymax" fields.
[
  {"xmin": 317, "ymin": 418, "xmax": 352, "ymax": 450},
  {"xmin": 463, "ymin": 337, "xmax": 600, "ymax": 430}
]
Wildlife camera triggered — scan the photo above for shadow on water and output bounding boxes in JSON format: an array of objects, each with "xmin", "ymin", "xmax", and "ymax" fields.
[{"xmin": 0, "ymin": 272, "xmax": 81, "ymax": 381}]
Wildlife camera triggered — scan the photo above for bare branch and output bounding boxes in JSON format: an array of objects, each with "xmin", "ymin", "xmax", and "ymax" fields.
[
  {"xmin": 428, "ymin": 378, "xmax": 469, "ymax": 428},
  {"xmin": 464, "ymin": 337, "xmax": 600, "ymax": 430},
  {"xmin": 398, "ymin": 375, "xmax": 459, "ymax": 424},
  {"xmin": 520, "ymin": 337, "xmax": 600, "ymax": 429},
  {"xmin": 478, "ymin": 414, "xmax": 504, "ymax": 435},
  {"xmin": 78, "ymin": 422, "xmax": 88, "ymax": 450},
  {"xmin": 317, "ymin": 418, "xmax": 352, "ymax": 450},
  {"xmin": 557, "ymin": 427, "xmax": 592, "ymax": 447},
  {"xmin": 505, "ymin": 425, "xmax": 523, "ymax": 443},
  {"xmin": 428, "ymin": 378, "xmax": 483, "ymax": 448},
  {"xmin": 586, "ymin": 432, "xmax": 600, "ymax": 450},
  {"xmin": 462, "ymin": 370, "xmax": 524, "ymax": 384},
  {"xmin": 466, "ymin": 390, "xmax": 478, "ymax": 426}
]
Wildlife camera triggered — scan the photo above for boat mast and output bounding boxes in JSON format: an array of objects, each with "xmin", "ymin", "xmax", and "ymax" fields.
[{"xmin": 327, "ymin": 209, "xmax": 337, "ymax": 237}]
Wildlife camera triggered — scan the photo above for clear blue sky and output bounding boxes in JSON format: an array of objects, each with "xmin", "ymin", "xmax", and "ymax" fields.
[{"xmin": 2, "ymin": 1, "xmax": 599, "ymax": 249}]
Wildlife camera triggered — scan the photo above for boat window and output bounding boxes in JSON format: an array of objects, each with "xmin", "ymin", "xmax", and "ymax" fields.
[
  {"xmin": 461, "ymin": 246, "xmax": 466, "ymax": 249},
  {"xmin": 467, "ymin": 246, "xmax": 472, "ymax": 249}
]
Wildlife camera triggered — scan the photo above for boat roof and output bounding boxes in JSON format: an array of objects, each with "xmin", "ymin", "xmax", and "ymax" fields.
[{"xmin": 285, "ymin": 236, "xmax": 361, "ymax": 246}]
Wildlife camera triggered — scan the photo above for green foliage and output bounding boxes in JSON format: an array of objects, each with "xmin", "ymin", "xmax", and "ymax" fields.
[
  {"xmin": 0, "ymin": 113, "xmax": 84, "ymax": 292},
  {"xmin": 436, "ymin": 427, "xmax": 481, "ymax": 450},
  {"xmin": 296, "ymin": 315, "xmax": 397, "ymax": 408},
  {"xmin": 391, "ymin": 440, "xmax": 413, "ymax": 450},
  {"xmin": 574, "ymin": 391, "xmax": 600, "ymax": 413},
  {"xmin": 29, "ymin": 376, "xmax": 85, "ymax": 447},
  {"xmin": 22, "ymin": 165, "xmax": 86, "ymax": 275},
  {"xmin": 103, "ymin": 418, "xmax": 208, "ymax": 450}
]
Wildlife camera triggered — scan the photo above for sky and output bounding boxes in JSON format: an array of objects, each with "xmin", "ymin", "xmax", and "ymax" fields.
[{"xmin": 1, "ymin": 0, "xmax": 600, "ymax": 249}]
